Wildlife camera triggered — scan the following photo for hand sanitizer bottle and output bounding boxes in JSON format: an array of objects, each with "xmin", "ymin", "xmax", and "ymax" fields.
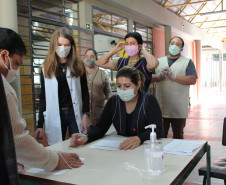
[{"xmin": 143, "ymin": 124, "xmax": 164, "ymax": 175}]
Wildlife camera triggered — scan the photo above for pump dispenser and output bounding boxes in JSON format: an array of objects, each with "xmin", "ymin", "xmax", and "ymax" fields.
[
  {"xmin": 145, "ymin": 124, "xmax": 156, "ymax": 142},
  {"xmin": 143, "ymin": 124, "xmax": 164, "ymax": 175}
]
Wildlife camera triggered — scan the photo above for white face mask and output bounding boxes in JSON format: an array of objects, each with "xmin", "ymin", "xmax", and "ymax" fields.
[
  {"xmin": 55, "ymin": 46, "xmax": 71, "ymax": 58},
  {"xmin": 2, "ymin": 56, "xmax": 19, "ymax": 83},
  {"xmin": 117, "ymin": 87, "xmax": 137, "ymax": 102}
]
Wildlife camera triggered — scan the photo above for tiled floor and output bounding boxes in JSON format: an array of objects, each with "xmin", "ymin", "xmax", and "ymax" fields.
[{"xmin": 169, "ymin": 87, "xmax": 226, "ymax": 185}]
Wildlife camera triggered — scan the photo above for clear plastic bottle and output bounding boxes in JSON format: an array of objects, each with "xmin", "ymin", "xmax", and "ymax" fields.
[{"xmin": 143, "ymin": 124, "xmax": 164, "ymax": 175}]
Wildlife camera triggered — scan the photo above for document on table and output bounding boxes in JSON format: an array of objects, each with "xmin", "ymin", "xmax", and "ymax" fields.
[
  {"xmin": 163, "ymin": 140, "xmax": 206, "ymax": 155},
  {"xmin": 26, "ymin": 168, "xmax": 68, "ymax": 176},
  {"xmin": 26, "ymin": 158, "xmax": 86, "ymax": 175},
  {"xmin": 89, "ymin": 136, "xmax": 127, "ymax": 150}
]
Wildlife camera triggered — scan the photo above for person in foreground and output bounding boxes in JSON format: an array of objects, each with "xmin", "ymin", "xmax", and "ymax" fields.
[
  {"xmin": 0, "ymin": 27, "xmax": 83, "ymax": 171},
  {"xmin": 70, "ymin": 66, "xmax": 163, "ymax": 150}
]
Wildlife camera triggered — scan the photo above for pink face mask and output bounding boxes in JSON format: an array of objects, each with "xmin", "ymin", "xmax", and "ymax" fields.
[{"xmin": 125, "ymin": 45, "xmax": 140, "ymax": 57}]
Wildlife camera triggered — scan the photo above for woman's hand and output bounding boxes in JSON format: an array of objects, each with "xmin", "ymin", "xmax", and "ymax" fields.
[
  {"xmin": 114, "ymin": 42, "xmax": 125, "ymax": 53},
  {"xmin": 17, "ymin": 163, "xmax": 25, "ymax": 174},
  {"xmin": 34, "ymin": 128, "xmax": 44, "ymax": 142},
  {"xmin": 55, "ymin": 152, "xmax": 84, "ymax": 169},
  {"xmin": 119, "ymin": 136, "xmax": 141, "ymax": 150},
  {"xmin": 70, "ymin": 133, "xmax": 88, "ymax": 147},
  {"xmin": 81, "ymin": 114, "xmax": 91, "ymax": 134}
]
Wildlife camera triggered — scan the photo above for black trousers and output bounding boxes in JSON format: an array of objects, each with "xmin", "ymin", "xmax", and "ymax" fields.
[{"xmin": 163, "ymin": 118, "xmax": 186, "ymax": 139}]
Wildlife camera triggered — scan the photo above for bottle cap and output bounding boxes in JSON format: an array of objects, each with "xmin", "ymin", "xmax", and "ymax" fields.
[{"xmin": 145, "ymin": 124, "xmax": 156, "ymax": 141}]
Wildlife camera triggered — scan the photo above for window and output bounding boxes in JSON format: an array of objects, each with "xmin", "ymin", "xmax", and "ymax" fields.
[
  {"xmin": 134, "ymin": 22, "xmax": 153, "ymax": 54},
  {"xmin": 93, "ymin": 8, "xmax": 128, "ymax": 36}
]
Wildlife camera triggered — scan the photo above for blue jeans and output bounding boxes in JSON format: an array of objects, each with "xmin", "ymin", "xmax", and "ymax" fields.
[{"xmin": 60, "ymin": 108, "xmax": 79, "ymax": 140}]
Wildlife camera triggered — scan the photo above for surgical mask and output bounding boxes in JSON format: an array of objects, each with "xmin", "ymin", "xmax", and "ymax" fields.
[
  {"xmin": 56, "ymin": 46, "xmax": 71, "ymax": 58},
  {"xmin": 2, "ymin": 56, "xmax": 19, "ymax": 83},
  {"xmin": 83, "ymin": 58, "xmax": 96, "ymax": 68},
  {"xmin": 117, "ymin": 87, "xmax": 136, "ymax": 102},
  {"xmin": 125, "ymin": 45, "xmax": 140, "ymax": 57},
  {"xmin": 169, "ymin": 45, "xmax": 181, "ymax": 56}
]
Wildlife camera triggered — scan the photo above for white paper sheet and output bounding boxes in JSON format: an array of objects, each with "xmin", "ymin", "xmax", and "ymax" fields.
[
  {"xmin": 163, "ymin": 140, "xmax": 205, "ymax": 155},
  {"xmin": 89, "ymin": 136, "xmax": 127, "ymax": 150},
  {"xmin": 26, "ymin": 158, "xmax": 86, "ymax": 175},
  {"xmin": 26, "ymin": 168, "xmax": 68, "ymax": 176}
]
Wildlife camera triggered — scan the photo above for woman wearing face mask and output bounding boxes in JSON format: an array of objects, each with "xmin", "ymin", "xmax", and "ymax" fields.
[
  {"xmin": 70, "ymin": 66, "xmax": 162, "ymax": 150},
  {"xmin": 83, "ymin": 48, "xmax": 113, "ymax": 126},
  {"xmin": 95, "ymin": 32, "xmax": 159, "ymax": 92},
  {"xmin": 35, "ymin": 27, "xmax": 90, "ymax": 145}
]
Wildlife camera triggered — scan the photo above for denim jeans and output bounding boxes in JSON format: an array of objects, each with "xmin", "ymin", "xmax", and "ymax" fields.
[{"xmin": 60, "ymin": 108, "xmax": 79, "ymax": 140}]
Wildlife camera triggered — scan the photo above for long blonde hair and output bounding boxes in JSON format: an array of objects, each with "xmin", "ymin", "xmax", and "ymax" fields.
[{"xmin": 43, "ymin": 27, "xmax": 84, "ymax": 78}]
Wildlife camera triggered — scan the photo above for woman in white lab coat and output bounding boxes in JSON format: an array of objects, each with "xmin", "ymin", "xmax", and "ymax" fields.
[{"xmin": 35, "ymin": 27, "xmax": 90, "ymax": 145}]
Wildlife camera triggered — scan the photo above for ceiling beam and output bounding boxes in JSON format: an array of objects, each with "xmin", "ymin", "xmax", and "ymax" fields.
[
  {"xmin": 189, "ymin": 2, "xmax": 207, "ymax": 22},
  {"xmin": 206, "ymin": 1, "xmax": 223, "ymax": 32},
  {"xmin": 180, "ymin": 13, "xmax": 202, "ymax": 17},
  {"xmin": 162, "ymin": 0, "xmax": 169, "ymax": 7},
  {"xmin": 180, "ymin": 0, "xmax": 223, "ymax": 17},
  {"xmin": 192, "ymin": 18, "xmax": 226, "ymax": 24},
  {"xmin": 201, "ymin": 25, "xmax": 226, "ymax": 29},
  {"xmin": 198, "ymin": 17, "xmax": 208, "ymax": 28},
  {"xmin": 178, "ymin": 0, "xmax": 191, "ymax": 16},
  {"xmin": 197, "ymin": 0, "xmax": 222, "ymax": 29},
  {"xmin": 210, "ymin": 30, "xmax": 226, "ymax": 33},
  {"xmin": 164, "ymin": 0, "xmax": 218, "ymax": 8}
]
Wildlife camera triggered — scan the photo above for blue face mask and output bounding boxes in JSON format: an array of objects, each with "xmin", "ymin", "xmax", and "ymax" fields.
[
  {"xmin": 169, "ymin": 45, "xmax": 181, "ymax": 56},
  {"xmin": 117, "ymin": 87, "xmax": 136, "ymax": 102}
]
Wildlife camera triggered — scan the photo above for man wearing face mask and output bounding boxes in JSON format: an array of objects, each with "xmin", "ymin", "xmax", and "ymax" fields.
[
  {"xmin": 83, "ymin": 48, "xmax": 113, "ymax": 126},
  {"xmin": 152, "ymin": 37, "xmax": 197, "ymax": 139},
  {"xmin": 1, "ymin": 55, "xmax": 19, "ymax": 83},
  {"xmin": 0, "ymin": 28, "xmax": 84, "ymax": 172}
]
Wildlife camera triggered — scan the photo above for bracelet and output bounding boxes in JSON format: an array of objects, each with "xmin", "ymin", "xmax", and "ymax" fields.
[{"xmin": 58, "ymin": 152, "xmax": 72, "ymax": 169}]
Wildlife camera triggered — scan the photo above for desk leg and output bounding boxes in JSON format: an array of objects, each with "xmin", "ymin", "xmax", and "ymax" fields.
[{"xmin": 206, "ymin": 144, "xmax": 211, "ymax": 185}]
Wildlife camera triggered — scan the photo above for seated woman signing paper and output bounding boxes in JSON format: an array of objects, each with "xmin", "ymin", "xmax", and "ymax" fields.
[{"xmin": 70, "ymin": 66, "xmax": 162, "ymax": 150}]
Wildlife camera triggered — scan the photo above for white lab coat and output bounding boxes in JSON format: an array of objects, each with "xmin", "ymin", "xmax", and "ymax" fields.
[{"xmin": 43, "ymin": 67, "xmax": 83, "ymax": 145}]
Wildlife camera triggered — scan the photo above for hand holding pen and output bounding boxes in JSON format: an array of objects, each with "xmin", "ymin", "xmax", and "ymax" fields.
[{"xmin": 70, "ymin": 133, "xmax": 88, "ymax": 147}]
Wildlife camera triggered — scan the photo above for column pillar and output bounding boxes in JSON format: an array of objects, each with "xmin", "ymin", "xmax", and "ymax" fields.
[
  {"xmin": 0, "ymin": 0, "xmax": 17, "ymax": 31},
  {"xmin": 164, "ymin": 25, "xmax": 171, "ymax": 56},
  {"xmin": 0, "ymin": 0, "xmax": 22, "ymax": 115},
  {"xmin": 128, "ymin": 18, "xmax": 133, "ymax": 32},
  {"xmin": 219, "ymin": 49, "xmax": 223, "ymax": 92},
  {"xmin": 79, "ymin": 1, "xmax": 92, "ymax": 30},
  {"xmin": 195, "ymin": 40, "xmax": 201, "ymax": 101}
]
